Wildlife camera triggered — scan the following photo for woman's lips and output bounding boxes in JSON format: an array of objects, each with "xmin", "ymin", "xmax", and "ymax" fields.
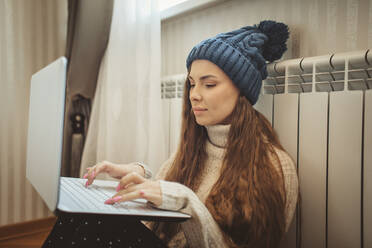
[{"xmin": 193, "ymin": 108, "xmax": 207, "ymax": 115}]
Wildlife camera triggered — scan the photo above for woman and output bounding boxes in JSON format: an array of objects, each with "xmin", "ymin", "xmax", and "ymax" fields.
[{"xmin": 44, "ymin": 20, "xmax": 298, "ymax": 248}]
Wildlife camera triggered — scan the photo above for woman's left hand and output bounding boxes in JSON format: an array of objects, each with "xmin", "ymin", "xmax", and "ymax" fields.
[{"xmin": 104, "ymin": 172, "xmax": 162, "ymax": 206}]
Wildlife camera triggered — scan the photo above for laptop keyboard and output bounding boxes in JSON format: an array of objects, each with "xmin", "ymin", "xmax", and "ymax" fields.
[
  {"xmin": 60, "ymin": 177, "xmax": 129, "ymax": 211},
  {"xmin": 58, "ymin": 177, "xmax": 190, "ymax": 219}
]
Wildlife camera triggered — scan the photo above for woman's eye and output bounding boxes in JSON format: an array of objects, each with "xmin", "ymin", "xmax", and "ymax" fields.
[
  {"xmin": 206, "ymin": 84, "xmax": 216, "ymax": 88},
  {"xmin": 190, "ymin": 84, "xmax": 195, "ymax": 88}
]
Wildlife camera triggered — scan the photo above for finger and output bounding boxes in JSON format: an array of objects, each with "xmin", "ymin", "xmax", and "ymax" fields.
[
  {"xmin": 137, "ymin": 189, "xmax": 162, "ymax": 206},
  {"xmin": 92, "ymin": 163, "xmax": 109, "ymax": 177},
  {"xmin": 104, "ymin": 191, "xmax": 142, "ymax": 205},
  {"xmin": 113, "ymin": 182, "xmax": 140, "ymax": 197},
  {"xmin": 83, "ymin": 167, "xmax": 95, "ymax": 187},
  {"xmin": 117, "ymin": 172, "xmax": 146, "ymax": 191},
  {"xmin": 82, "ymin": 167, "xmax": 92, "ymax": 178},
  {"xmin": 85, "ymin": 163, "xmax": 107, "ymax": 187},
  {"xmin": 85, "ymin": 167, "xmax": 97, "ymax": 187},
  {"xmin": 113, "ymin": 182, "xmax": 162, "ymax": 206},
  {"xmin": 107, "ymin": 189, "xmax": 161, "ymax": 206}
]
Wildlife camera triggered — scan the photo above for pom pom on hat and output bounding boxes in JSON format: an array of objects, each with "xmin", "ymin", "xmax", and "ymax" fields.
[
  {"xmin": 257, "ymin": 20, "xmax": 289, "ymax": 62},
  {"xmin": 186, "ymin": 20, "xmax": 290, "ymax": 105}
]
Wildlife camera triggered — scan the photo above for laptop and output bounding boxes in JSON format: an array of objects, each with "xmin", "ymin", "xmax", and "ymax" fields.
[{"xmin": 26, "ymin": 56, "xmax": 190, "ymax": 221}]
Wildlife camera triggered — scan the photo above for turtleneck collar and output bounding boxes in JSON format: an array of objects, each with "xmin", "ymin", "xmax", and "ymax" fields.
[{"xmin": 205, "ymin": 124, "xmax": 230, "ymax": 148}]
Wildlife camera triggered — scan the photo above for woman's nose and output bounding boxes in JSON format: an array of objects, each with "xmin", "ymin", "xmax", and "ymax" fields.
[{"xmin": 190, "ymin": 87, "xmax": 202, "ymax": 101}]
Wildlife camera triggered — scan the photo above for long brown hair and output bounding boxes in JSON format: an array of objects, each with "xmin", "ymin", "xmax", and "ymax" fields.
[{"xmin": 157, "ymin": 78, "xmax": 288, "ymax": 247}]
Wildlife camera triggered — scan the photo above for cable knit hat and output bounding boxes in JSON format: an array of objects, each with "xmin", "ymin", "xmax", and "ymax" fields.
[{"xmin": 186, "ymin": 20, "xmax": 289, "ymax": 105}]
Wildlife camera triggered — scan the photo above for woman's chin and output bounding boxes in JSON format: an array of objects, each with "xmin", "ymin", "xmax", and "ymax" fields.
[
  {"xmin": 195, "ymin": 118, "xmax": 208, "ymax": 126},
  {"xmin": 195, "ymin": 118, "xmax": 218, "ymax": 126}
]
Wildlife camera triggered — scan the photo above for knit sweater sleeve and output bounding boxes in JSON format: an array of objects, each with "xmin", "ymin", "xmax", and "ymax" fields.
[
  {"xmin": 157, "ymin": 180, "xmax": 227, "ymax": 248},
  {"xmin": 273, "ymin": 147, "xmax": 299, "ymax": 232},
  {"xmin": 152, "ymin": 153, "xmax": 227, "ymax": 247}
]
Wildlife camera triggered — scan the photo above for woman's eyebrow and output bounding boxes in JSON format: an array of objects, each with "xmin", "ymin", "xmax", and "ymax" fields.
[{"xmin": 188, "ymin": 75, "xmax": 217, "ymax": 81}]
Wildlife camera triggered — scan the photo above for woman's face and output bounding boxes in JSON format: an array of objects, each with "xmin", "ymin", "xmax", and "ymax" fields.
[{"xmin": 188, "ymin": 59, "xmax": 240, "ymax": 126}]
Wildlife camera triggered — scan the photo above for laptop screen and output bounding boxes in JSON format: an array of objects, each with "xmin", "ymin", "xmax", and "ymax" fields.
[{"xmin": 26, "ymin": 57, "xmax": 67, "ymax": 212}]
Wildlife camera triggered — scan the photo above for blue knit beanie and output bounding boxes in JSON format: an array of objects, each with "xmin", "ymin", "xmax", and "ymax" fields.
[{"xmin": 186, "ymin": 20, "xmax": 289, "ymax": 105}]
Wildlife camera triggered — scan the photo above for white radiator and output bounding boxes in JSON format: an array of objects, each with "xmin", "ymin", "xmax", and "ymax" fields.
[
  {"xmin": 161, "ymin": 49, "xmax": 372, "ymax": 248},
  {"xmin": 161, "ymin": 74, "xmax": 187, "ymax": 156}
]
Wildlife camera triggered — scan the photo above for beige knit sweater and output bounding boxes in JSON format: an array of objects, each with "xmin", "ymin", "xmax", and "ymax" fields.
[{"xmin": 152, "ymin": 125, "xmax": 299, "ymax": 247}]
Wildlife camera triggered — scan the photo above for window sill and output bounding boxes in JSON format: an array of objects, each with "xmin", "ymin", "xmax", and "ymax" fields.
[{"xmin": 160, "ymin": 0, "xmax": 233, "ymax": 21}]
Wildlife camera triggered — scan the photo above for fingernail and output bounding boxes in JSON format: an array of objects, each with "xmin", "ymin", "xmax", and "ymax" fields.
[
  {"xmin": 116, "ymin": 184, "xmax": 121, "ymax": 192},
  {"xmin": 112, "ymin": 196, "xmax": 122, "ymax": 202},
  {"xmin": 104, "ymin": 199, "xmax": 113, "ymax": 204},
  {"xmin": 140, "ymin": 190, "xmax": 145, "ymax": 196},
  {"xmin": 83, "ymin": 173, "xmax": 88, "ymax": 179},
  {"xmin": 85, "ymin": 181, "xmax": 89, "ymax": 187}
]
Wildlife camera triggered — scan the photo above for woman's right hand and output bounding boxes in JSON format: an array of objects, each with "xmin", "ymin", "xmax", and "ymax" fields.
[{"xmin": 83, "ymin": 161, "xmax": 145, "ymax": 187}]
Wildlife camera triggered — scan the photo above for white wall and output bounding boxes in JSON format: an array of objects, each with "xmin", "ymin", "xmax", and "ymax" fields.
[
  {"xmin": 0, "ymin": 0, "xmax": 67, "ymax": 226},
  {"xmin": 161, "ymin": 0, "xmax": 372, "ymax": 76}
]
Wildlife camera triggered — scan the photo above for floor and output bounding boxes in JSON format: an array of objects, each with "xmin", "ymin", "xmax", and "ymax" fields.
[
  {"xmin": 0, "ymin": 231, "xmax": 52, "ymax": 248},
  {"xmin": 0, "ymin": 217, "xmax": 56, "ymax": 248}
]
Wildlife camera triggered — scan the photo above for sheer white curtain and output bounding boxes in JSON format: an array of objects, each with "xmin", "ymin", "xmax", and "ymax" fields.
[{"xmin": 80, "ymin": 0, "xmax": 167, "ymax": 177}]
